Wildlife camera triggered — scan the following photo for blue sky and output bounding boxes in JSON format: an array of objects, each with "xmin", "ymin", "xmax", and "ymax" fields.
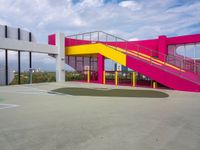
[{"xmin": 0, "ymin": 0, "xmax": 200, "ymax": 71}]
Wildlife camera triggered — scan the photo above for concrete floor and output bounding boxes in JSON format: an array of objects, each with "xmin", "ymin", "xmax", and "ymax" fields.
[{"xmin": 0, "ymin": 82, "xmax": 200, "ymax": 150}]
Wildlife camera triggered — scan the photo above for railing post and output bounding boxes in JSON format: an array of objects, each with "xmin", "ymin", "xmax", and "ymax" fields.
[
  {"xmin": 115, "ymin": 71, "xmax": 118, "ymax": 85},
  {"xmin": 150, "ymin": 50, "xmax": 152, "ymax": 65},
  {"xmin": 115, "ymin": 37, "xmax": 117, "ymax": 48},
  {"xmin": 132, "ymin": 72, "xmax": 136, "ymax": 87},
  {"xmin": 87, "ymin": 68, "xmax": 90, "ymax": 83},
  {"xmin": 126, "ymin": 41, "xmax": 128, "ymax": 53},
  {"xmin": 82, "ymin": 34, "xmax": 84, "ymax": 40},
  {"xmin": 76, "ymin": 35, "xmax": 78, "ymax": 46},
  {"xmin": 97, "ymin": 31, "xmax": 99, "ymax": 42},
  {"xmin": 153, "ymin": 81, "xmax": 157, "ymax": 89},
  {"xmin": 180, "ymin": 59, "xmax": 183, "ymax": 76},
  {"xmin": 90, "ymin": 32, "xmax": 92, "ymax": 43},
  {"xmin": 194, "ymin": 59, "xmax": 196, "ymax": 73},
  {"xmin": 163, "ymin": 55, "xmax": 166, "ymax": 69},
  {"xmin": 103, "ymin": 70, "xmax": 106, "ymax": 84}
]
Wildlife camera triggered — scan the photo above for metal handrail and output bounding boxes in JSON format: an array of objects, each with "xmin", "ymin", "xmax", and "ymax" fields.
[
  {"xmin": 104, "ymin": 44, "xmax": 200, "ymax": 85},
  {"xmin": 66, "ymin": 31, "xmax": 101, "ymax": 37},
  {"xmin": 66, "ymin": 31, "xmax": 200, "ymax": 78},
  {"xmin": 126, "ymin": 52, "xmax": 200, "ymax": 85}
]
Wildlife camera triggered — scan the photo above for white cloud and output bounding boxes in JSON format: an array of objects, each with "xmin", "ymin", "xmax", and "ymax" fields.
[
  {"xmin": 129, "ymin": 38, "xmax": 139, "ymax": 41},
  {"xmin": 0, "ymin": 0, "xmax": 200, "ymax": 70},
  {"xmin": 0, "ymin": 0, "xmax": 199, "ymax": 40},
  {"xmin": 119, "ymin": 0, "xmax": 141, "ymax": 11},
  {"xmin": 79, "ymin": 0, "xmax": 104, "ymax": 7}
]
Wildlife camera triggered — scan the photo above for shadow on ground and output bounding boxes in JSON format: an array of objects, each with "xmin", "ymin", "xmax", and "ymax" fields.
[{"xmin": 52, "ymin": 87, "xmax": 169, "ymax": 98}]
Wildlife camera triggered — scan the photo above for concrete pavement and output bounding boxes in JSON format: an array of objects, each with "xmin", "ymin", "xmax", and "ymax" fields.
[{"xmin": 0, "ymin": 82, "xmax": 200, "ymax": 150}]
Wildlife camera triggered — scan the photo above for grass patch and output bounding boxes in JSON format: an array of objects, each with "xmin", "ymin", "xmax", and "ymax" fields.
[{"xmin": 52, "ymin": 87, "xmax": 169, "ymax": 98}]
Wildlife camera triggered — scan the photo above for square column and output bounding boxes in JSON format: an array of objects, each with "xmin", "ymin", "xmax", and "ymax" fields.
[
  {"xmin": 56, "ymin": 33, "xmax": 65, "ymax": 82},
  {"xmin": 98, "ymin": 54, "xmax": 104, "ymax": 84}
]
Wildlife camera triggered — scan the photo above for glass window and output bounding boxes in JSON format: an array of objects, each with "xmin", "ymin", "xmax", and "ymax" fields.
[
  {"xmin": 175, "ymin": 45, "xmax": 185, "ymax": 56},
  {"xmin": 195, "ymin": 43, "xmax": 200, "ymax": 59},
  {"xmin": 185, "ymin": 44, "xmax": 195, "ymax": 58},
  {"xmin": 168, "ymin": 45, "xmax": 176, "ymax": 55},
  {"xmin": 173, "ymin": 43, "xmax": 200, "ymax": 59}
]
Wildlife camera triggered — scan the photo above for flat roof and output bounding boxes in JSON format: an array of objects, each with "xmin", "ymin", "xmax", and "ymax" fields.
[{"xmin": 0, "ymin": 82, "xmax": 200, "ymax": 150}]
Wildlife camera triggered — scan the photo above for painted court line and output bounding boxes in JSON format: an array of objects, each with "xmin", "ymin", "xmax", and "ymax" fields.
[
  {"xmin": 20, "ymin": 86, "xmax": 48, "ymax": 92},
  {"xmin": 0, "ymin": 86, "xmax": 68, "ymax": 96},
  {"xmin": 0, "ymin": 86, "xmax": 58, "ymax": 96},
  {"xmin": 0, "ymin": 91, "xmax": 57, "ymax": 96},
  {"xmin": 21, "ymin": 86, "xmax": 70, "ymax": 95},
  {"xmin": 0, "ymin": 104, "xmax": 19, "ymax": 110}
]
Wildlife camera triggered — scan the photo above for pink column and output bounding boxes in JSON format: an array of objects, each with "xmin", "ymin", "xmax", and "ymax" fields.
[
  {"xmin": 98, "ymin": 54, "xmax": 104, "ymax": 84},
  {"xmin": 158, "ymin": 35, "xmax": 167, "ymax": 61}
]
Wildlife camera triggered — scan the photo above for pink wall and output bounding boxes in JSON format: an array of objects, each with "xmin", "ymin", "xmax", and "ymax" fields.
[
  {"xmin": 126, "ymin": 55, "xmax": 200, "ymax": 92},
  {"xmin": 65, "ymin": 38, "xmax": 91, "ymax": 46},
  {"xmin": 167, "ymin": 34, "xmax": 200, "ymax": 45}
]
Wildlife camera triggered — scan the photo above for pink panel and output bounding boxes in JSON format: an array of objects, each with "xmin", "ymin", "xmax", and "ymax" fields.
[
  {"xmin": 48, "ymin": 34, "xmax": 56, "ymax": 45},
  {"xmin": 126, "ymin": 55, "xmax": 200, "ymax": 92}
]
